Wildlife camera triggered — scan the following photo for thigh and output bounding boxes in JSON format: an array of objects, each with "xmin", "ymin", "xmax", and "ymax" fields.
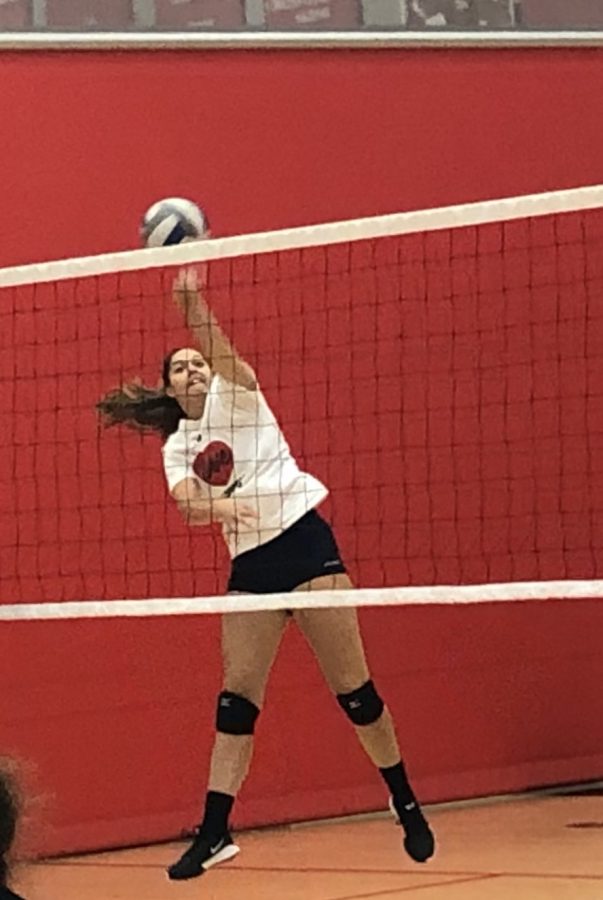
[
  {"xmin": 221, "ymin": 607, "xmax": 289, "ymax": 708},
  {"xmin": 293, "ymin": 574, "xmax": 370, "ymax": 694}
]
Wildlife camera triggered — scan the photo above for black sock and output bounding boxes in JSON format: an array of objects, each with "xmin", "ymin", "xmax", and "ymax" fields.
[
  {"xmin": 381, "ymin": 762, "xmax": 435, "ymax": 863},
  {"xmin": 379, "ymin": 762, "xmax": 421, "ymax": 816},
  {"xmin": 199, "ymin": 791, "xmax": 234, "ymax": 838}
]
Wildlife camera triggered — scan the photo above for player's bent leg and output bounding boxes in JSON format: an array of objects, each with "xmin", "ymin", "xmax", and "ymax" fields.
[
  {"xmin": 293, "ymin": 596, "xmax": 401, "ymax": 770},
  {"xmin": 293, "ymin": 576, "xmax": 435, "ymax": 863},
  {"xmin": 167, "ymin": 609, "xmax": 288, "ymax": 881}
]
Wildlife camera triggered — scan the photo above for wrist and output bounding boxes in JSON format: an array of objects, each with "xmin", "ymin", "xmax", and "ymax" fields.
[{"xmin": 185, "ymin": 311, "xmax": 207, "ymax": 328}]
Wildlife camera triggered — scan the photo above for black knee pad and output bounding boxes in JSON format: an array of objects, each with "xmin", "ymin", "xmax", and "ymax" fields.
[
  {"xmin": 337, "ymin": 680, "xmax": 384, "ymax": 726},
  {"xmin": 216, "ymin": 691, "xmax": 260, "ymax": 736}
]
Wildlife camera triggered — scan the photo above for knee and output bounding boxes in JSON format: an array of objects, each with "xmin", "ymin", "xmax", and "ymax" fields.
[
  {"xmin": 216, "ymin": 691, "xmax": 260, "ymax": 736},
  {"xmin": 336, "ymin": 679, "xmax": 385, "ymax": 726}
]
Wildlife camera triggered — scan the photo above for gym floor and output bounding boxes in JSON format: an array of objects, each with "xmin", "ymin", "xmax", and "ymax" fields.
[{"xmin": 15, "ymin": 786, "xmax": 603, "ymax": 900}]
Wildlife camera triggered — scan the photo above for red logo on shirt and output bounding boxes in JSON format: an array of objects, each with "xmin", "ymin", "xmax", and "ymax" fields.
[{"xmin": 193, "ymin": 441, "xmax": 234, "ymax": 487}]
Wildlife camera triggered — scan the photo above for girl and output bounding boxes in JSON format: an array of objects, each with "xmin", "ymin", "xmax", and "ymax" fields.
[{"xmin": 97, "ymin": 267, "xmax": 435, "ymax": 881}]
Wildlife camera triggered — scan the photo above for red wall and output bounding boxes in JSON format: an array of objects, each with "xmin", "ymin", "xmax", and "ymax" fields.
[
  {"xmin": 1, "ymin": 49, "xmax": 603, "ymax": 857},
  {"xmin": 1, "ymin": 49, "xmax": 603, "ymax": 266},
  {"xmin": 3, "ymin": 601, "xmax": 602, "ymax": 857}
]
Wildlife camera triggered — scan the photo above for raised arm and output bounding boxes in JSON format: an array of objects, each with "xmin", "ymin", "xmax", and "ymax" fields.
[{"xmin": 173, "ymin": 268, "xmax": 257, "ymax": 391}]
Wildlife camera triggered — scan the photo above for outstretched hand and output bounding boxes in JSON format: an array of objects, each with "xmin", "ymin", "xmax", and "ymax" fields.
[
  {"xmin": 173, "ymin": 267, "xmax": 210, "ymax": 326},
  {"xmin": 172, "ymin": 266, "xmax": 257, "ymax": 391}
]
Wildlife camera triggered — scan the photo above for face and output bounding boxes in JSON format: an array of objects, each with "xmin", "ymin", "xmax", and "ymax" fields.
[{"xmin": 166, "ymin": 348, "xmax": 212, "ymax": 404}]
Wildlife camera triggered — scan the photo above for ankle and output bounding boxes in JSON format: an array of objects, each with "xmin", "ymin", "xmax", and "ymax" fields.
[{"xmin": 200, "ymin": 790, "xmax": 234, "ymax": 838}]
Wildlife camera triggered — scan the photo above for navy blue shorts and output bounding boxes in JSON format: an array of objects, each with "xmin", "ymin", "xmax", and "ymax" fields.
[{"xmin": 227, "ymin": 510, "xmax": 347, "ymax": 594}]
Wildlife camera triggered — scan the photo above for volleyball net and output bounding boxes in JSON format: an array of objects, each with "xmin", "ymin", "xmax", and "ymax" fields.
[{"xmin": 1, "ymin": 185, "xmax": 603, "ymax": 619}]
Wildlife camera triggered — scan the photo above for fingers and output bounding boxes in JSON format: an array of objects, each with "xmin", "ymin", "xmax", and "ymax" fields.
[
  {"xmin": 173, "ymin": 266, "xmax": 200, "ymax": 295},
  {"xmin": 235, "ymin": 504, "xmax": 259, "ymax": 528},
  {"xmin": 172, "ymin": 268, "xmax": 210, "ymax": 329},
  {"xmin": 183, "ymin": 267, "xmax": 199, "ymax": 292}
]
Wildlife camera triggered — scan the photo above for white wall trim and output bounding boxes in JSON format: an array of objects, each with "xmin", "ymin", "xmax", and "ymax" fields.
[{"xmin": 0, "ymin": 30, "xmax": 602, "ymax": 50}]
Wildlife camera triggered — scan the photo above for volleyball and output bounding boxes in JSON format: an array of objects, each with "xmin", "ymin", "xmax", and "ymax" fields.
[{"xmin": 140, "ymin": 197, "xmax": 209, "ymax": 248}]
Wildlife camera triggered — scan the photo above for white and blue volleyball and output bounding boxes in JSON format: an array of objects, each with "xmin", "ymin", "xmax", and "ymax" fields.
[{"xmin": 141, "ymin": 197, "xmax": 209, "ymax": 248}]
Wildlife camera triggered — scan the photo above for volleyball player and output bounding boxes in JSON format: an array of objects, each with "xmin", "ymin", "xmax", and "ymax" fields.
[{"xmin": 97, "ymin": 255, "xmax": 435, "ymax": 884}]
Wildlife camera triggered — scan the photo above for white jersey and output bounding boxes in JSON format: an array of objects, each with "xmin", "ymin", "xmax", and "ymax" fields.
[{"xmin": 162, "ymin": 374, "xmax": 328, "ymax": 558}]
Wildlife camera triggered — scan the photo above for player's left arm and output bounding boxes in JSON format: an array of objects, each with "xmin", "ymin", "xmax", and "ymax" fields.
[{"xmin": 173, "ymin": 268, "xmax": 257, "ymax": 391}]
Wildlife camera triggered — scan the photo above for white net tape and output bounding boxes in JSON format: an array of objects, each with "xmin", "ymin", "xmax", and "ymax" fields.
[
  {"xmin": 1, "ymin": 184, "xmax": 603, "ymax": 288},
  {"xmin": 1, "ymin": 580, "xmax": 602, "ymax": 621}
]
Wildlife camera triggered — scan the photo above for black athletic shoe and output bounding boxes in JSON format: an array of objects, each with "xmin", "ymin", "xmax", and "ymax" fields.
[
  {"xmin": 167, "ymin": 829, "xmax": 240, "ymax": 881},
  {"xmin": 389, "ymin": 796, "xmax": 435, "ymax": 863}
]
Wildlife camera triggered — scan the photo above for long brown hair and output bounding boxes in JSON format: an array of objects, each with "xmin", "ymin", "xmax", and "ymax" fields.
[
  {"xmin": 96, "ymin": 350, "xmax": 187, "ymax": 439},
  {"xmin": 0, "ymin": 760, "xmax": 21, "ymax": 887}
]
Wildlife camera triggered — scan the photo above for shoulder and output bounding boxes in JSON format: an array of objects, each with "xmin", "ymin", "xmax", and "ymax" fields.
[
  {"xmin": 162, "ymin": 428, "xmax": 182, "ymax": 451},
  {"xmin": 211, "ymin": 374, "xmax": 260, "ymax": 410},
  {"xmin": 162, "ymin": 424, "xmax": 188, "ymax": 460}
]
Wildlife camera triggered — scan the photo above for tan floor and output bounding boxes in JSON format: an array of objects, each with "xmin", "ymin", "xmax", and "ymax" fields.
[{"xmin": 15, "ymin": 791, "xmax": 603, "ymax": 900}]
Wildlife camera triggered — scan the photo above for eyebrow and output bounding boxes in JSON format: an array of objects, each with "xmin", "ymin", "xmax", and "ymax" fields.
[{"xmin": 170, "ymin": 356, "xmax": 204, "ymax": 368}]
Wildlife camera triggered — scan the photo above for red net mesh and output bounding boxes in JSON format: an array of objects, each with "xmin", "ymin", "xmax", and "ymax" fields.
[{"xmin": 2, "ymin": 207, "xmax": 603, "ymax": 604}]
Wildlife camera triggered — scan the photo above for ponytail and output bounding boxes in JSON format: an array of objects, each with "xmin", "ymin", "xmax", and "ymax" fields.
[
  {"xmin": 96, "ymin": 385, "xmax": 185, "ymax": 439},
  {"xmin": 97, "ymin": 349, "xmax": 186, "ymax": 439}
]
